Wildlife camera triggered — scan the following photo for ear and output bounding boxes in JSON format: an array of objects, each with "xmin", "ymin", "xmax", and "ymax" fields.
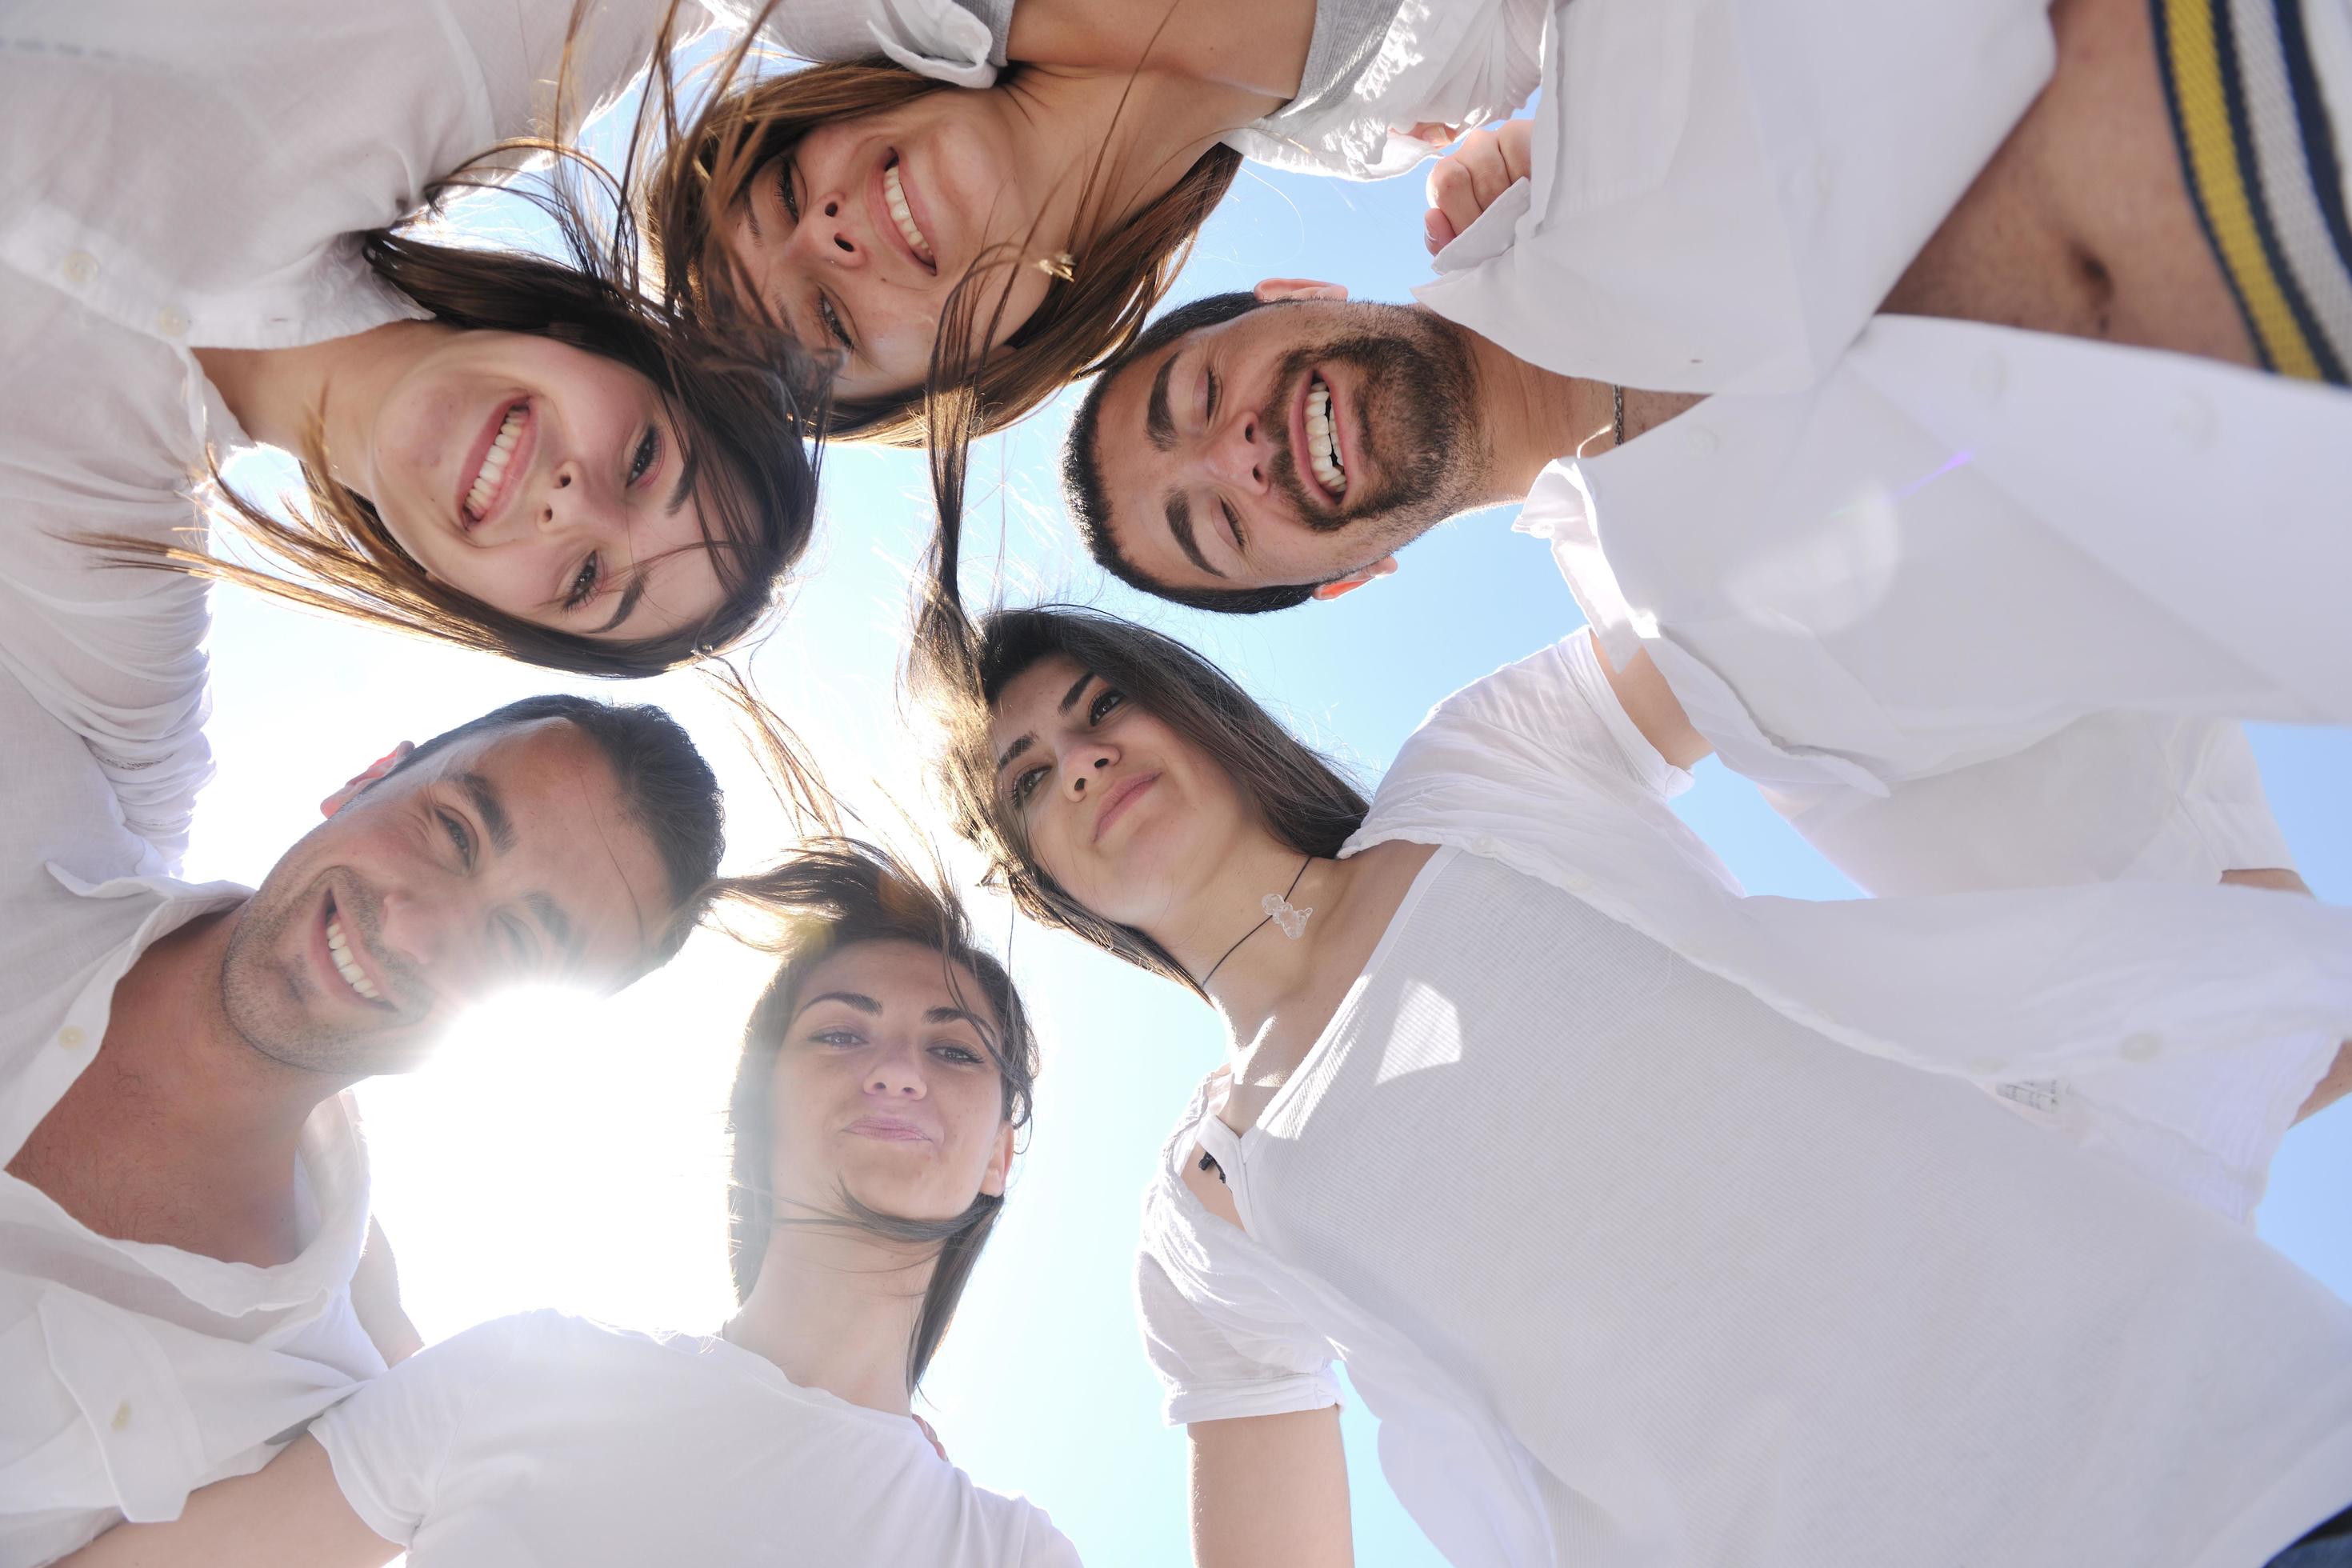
[
  {"xmin": 979, "ymin": 1119, "xmax": 1018, "ymax": 1199},
  {"xmin": 1308, "ymin": 556, "xmax": 1399, "ymax": 602},
  {"xmin": 321, "ymin": 742, "xmax": 415, "ymax": 818},
  {"xmin": 1254, "ymin": 277, "xmax": 1349, "ymax": 303}
]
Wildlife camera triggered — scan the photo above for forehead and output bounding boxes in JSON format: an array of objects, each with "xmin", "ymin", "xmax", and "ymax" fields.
[
  {"xmin": 376, "ymin": 718, "xmax": 674, "ymax": 967},
  {"xmin": 796, "ymin": 938, "xmax": 994, "ymax": 1025},
  {"xmin": 986, "ymin": 654, "xmax": 1089, "ymax": 742}
]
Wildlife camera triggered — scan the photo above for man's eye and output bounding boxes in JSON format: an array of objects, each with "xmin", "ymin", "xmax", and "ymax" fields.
[
  {"xmin": 439, "ymin": 810, "xmax": 474, "ymax": 866},
  {"xmin": 1089, "ymin": 688, "xmax": 1126, "ymax": 724},
  {"xmin": 1220, "ymin": 500, "xmax": 1246, "ymax": 553},
  {"xmin": 1206, "ymin": 366, "xmax": 1220, "ymax": 425},
  {"xmin": 565, "ymin": 553, "xmax": 600, "ymax": 610},
  {"xmin": 629, "ymin": 427, "xmax": 661, "ymax": 486}
]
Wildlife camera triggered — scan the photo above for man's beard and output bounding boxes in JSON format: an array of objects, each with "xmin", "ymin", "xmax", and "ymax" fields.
[{"xmin": 1259, "ymin": 317, "xmax": 1486, "ymax": 550}]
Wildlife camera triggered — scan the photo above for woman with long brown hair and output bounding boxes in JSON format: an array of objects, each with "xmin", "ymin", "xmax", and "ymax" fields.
[
  {"xmin": 914, "ymin": 600, "xmax": 2352, "ymax": 1567},
  {"xmin": 52, "ymin": 840, "xmax": 1078, "ymax": 1568},
  {"xmin": 0, "ymin": 0, "xmax": 822, "ymax": 869}
]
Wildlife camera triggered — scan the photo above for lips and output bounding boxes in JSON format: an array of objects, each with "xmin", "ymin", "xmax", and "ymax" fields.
[
  {"xmin": 457, "ymin": 398, "xmax": 536, "ymax": 532},
  {"xmin": 846, "ymin": 1115, "xmax": 932, "ymax": 1143},
  {"xmin": 1093, "ymin": 770, "xmax": 1160, "ymax": 842}
]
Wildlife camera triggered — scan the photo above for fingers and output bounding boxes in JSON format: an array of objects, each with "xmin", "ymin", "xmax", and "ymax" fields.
[{"xmin": 1422, "ymin": 126, "xmax": 1519, "ymax": 254}]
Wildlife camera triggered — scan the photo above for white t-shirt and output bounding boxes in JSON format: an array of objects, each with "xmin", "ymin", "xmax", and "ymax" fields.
[
  {"xmin": 310, "ymin": 1310, "xmax": 1081, "ymax": 1567},
  {"xmin": 1144, "ymin": 842, "xmax": 2352, "ymax": 1567}
]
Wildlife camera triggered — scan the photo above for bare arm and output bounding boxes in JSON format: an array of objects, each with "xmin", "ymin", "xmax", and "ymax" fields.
[
  {"xmin": 1586, "ymin": 636, "xmax": 1713, "ymax": 771},
  {"xmin": 1003, "ymin": 0, "xmax": 1315, "ymax": 99},
  {"xmin": 351, "ymin": 1218, "xmax": 424, "ymax": 1367},
  {"xmin": 1189, "ymin": 1407, "xmax": 1353, "ymax": 1568},
  {"xmin": 57, "ymin": 1434, "xmax": 399, "ymax": 1568}
]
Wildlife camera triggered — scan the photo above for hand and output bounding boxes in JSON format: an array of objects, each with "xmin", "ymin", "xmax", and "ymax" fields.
[{"xmin": 1424, "ymin": 119, "xmax": 1534, "ymax": 254}]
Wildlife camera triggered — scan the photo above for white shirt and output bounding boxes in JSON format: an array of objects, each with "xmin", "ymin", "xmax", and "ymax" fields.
[
  {"xmin": 310, "ymin": 1310, "xmax": 1081, "ymax": 1567},
  {"xmin": 1135, "ymin": 638, "xmax": 2352, "ymax": 1567},
  {"xmin": 1141, "ymin": 843, "xmax": 2352, "ymax": 1568},
  {"xmin": 0, "ymin": 668, "xmax": 382, "ymax": 1568},
  {"xmin": 764, "ymin": 0, "xmax": 1547, "ymax": 179},
  {"xmin": 0, "ymin": 0, "xmax": 706, "ymax": 872}
]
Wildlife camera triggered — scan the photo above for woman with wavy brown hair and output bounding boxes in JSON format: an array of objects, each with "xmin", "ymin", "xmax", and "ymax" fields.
[{"xmin": 0, "ymin": 0, "xmax": 823, "ymax": 868}]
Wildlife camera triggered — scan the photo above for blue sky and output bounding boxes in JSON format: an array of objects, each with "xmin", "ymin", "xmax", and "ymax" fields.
[{"xmin": 183, "ymin": 86, "xmax": 2350, "ymax": 1567}]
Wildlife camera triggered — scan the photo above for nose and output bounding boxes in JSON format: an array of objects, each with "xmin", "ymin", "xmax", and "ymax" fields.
[
  {"xmin": 533, "ymin": 458, "xmax": 598, "ymax": 537},
  {"xmin": 1200, "ymin": 402, "xmax": 1269, "ymax": 495},
  {"xmin": 866, "ymin": 1040, "xmax": 927, "ymax": 1099},
  {"xmin": 372, "ymin": 882, "xmax": 484, "ymax": 1001},
  {"xmin": 1060, "ymin": 743, "xmax": 1115, "ymax": 802},
  {"xmin": 790, "ymin": 184, "xmax": 868, "ymax": 273}
]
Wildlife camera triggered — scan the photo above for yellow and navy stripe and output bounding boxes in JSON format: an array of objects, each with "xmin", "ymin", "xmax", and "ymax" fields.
[{"xmin": 2154, "ymin": 0, "xmax": 2352, "ymax": 382}]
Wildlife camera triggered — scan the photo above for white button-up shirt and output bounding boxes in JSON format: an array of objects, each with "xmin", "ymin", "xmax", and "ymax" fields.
[
  {"xmin": 0, "ymin": 0, "xmax": 710, "ymax": 874},
  {"xmin": 1134, "ymin": 635, "xmax": 2352, "ymax": 1568},
  {"xmin": 0, "ymin": 670, "xmax": 382, "ymax": 1568}
]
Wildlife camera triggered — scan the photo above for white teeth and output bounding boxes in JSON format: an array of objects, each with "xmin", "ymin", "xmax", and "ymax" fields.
[
  {"xmin": 463, "ymin": 404, "xmax": 526, "ymax": 522},
  {"xmin": 325, "ymin": 917, "xmax": 382, "ymax": 1002},
  {"xmin": 1306, "ymin": 377, "xmax": 1346, "ymax": 495},
  {"xmin": 882, "ymin": 162, "xmax": 934, "ymax": 266}
]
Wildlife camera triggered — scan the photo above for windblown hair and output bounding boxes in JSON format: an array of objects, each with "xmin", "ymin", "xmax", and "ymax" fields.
[
  {"xmin": 909, "ymin": 601, "xmax": 1366, "ymax": 997},
  {"xmin": 722, "ymin": 839, "xmax": 1039, "ymax": 1388},
  {"xmin": 96, "ymin": 1, "xmax": 826, "ymax": 679},
  {"xmin": 1062, "ymin": 290, "xmax": 1319, "ymax": 614},
  {"xmin": 643, "ymin": 57, "xmax": 1242, "ymax": 450}
]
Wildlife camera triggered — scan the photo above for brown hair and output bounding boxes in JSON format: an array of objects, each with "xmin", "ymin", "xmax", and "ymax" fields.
[
  {"xmin": 98, "ymin": 2, "xmax": 826, "ymax": 680},
  {"xmin": 910, "ymin": 600, "xmax": 1367, "ymax": 997},
  {"xmin": 722, "ymin": 838, "xmax": 1039, "ymax": 1388}
]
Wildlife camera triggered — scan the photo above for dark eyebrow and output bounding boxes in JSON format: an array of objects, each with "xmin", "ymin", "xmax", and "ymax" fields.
[
  {"xmin": 798, "ymin": 990, "xmax": 882, "ymax": 1016},
  {"xmin": 595, "ymin": 573, "xmax": 651, "ymax": 635},
  {"xmin": 456, "ymin": 772, "xmax": 516, "ymax": 854},
  {"xmin": 526, "ymin": 891, "xmax": 583, "ymax": 971},
  {"xmin": 1162, "ymin": 494, "xmax": 1222, "ymax": 578},
  {"xmin": 994, "ymin": 669, "xmax": 1098, "ymax": 775},
  {"xmin": 924, "ymin": 1005, "xmax": 993, "ymax": 1030},
  {"xmin": 1146, "ymin": 351, "xmax": 1178, "ymax": 451}
]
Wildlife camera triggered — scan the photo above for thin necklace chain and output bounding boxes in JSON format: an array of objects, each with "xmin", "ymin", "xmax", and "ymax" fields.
[
  {"xmin": 1198, "ymin": 855, "xmax": 1311, "ymax": 990},
  {"xmin": 1612, "ymin": 382, "xmax": 1626, "ymax": 447}
]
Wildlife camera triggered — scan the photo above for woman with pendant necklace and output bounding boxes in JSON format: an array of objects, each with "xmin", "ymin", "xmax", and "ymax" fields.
[{"xmin": 916, "ymin": 602, "xmax": 2352, "ymax": 1568}]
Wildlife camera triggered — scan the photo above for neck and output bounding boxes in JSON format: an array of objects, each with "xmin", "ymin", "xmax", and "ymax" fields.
[
  {"xmin": 1154, "ymin": 837, "xmax": 1366, "ymax": 1051},
  {"xmin": 1464, "ymin": 330, "xmax": 1711, "ymax": 493},
  {"xmin": 999, "ymin": 66, "xmax": 1268, "ymax": 266},
  {"xmin": 194, "ymin": 320, "xmax": 441, "ymax": 485},
  {"xmin": 726, "ymin": 1220, "xmax": 933, "ymax": 1418},
  {"xmin": 95, "ymin": 908, "xmax": 354, "ymax": 1225}
]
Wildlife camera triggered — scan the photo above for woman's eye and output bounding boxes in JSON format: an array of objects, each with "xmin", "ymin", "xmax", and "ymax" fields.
[
  {"xmin": 812, "ymin": 1029, "xmax": 863, "ymax": 1049},
  {"xmin": 1008, "ymin": 765, "xmax": 1047, "ymax": 809},
  {"xmin": 629, "ymin": 426, "xmax": 661, "ymax": 486},
  {"xmin": 778, "ymin": 158, "xmax": 800, "ymax": 222},
  {"xmin": 817, "ymin": 294, "xmax": 852, "ymax": 350},
  {"xmin": 564, "ymin": 553, "xmax": 600, "ymax": 610},
  {"xmin": 439, "ymin": 810, "xmax": 474, "ymax": 866},
  {"xmin": 932, "ymin": 1045, "xmax": 984, "ymax": 1066},
  {"xmin": 1089, "ymin": 688, "xmax": 1126, "ymax": 724}
]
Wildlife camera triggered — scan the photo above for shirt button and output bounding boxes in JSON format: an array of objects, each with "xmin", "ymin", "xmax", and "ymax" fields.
[
  {"xmin": 61, "ymin": 250, "xmax": 99, "ymax": 286},
  {"xmin": 1472, "ymin": 835, "xmax": 1502, "ymax": 857},
  {"xmin": 2120, "ymin": 1031, "xmax": 2161, "ymax": 1062},
  {"xmin": 58, "ymin": 1026, "xmax": 86, "ymax": 1049},
  {"xmin": 1686, "ymin": 425, "xmax": 1720, "ymax": 456},
  {"xmin": 154, "ymin": 306, "xmax": 189, "ymax": 338},
  {"xmin": 2170, "ymin": 393, "xmax": 2218, "ymax": 450},
  {"xmin": 111, "ymin": 1401, "xmax": 133, "ymax": 1431}
]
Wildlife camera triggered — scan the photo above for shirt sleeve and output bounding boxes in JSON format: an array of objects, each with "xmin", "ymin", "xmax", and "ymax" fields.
[
  {"xmin": 307, "ymin": 1313, "xmax": 528, "ymax": 1546},
  {"xmin": 1134, "ymin": 1249, "xmax": 1342, "ymax": 1427}
]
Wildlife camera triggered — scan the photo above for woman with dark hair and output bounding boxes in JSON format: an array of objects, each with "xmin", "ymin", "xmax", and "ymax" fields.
[
  {"xmin": 0, "ymin": 0, "xmax": 820, "ymax": 869},
  {"xmin": 920, "ymin": 602, "xmax": 2352, "ymax": 1568},
  {"xmin": 53, "ymin": 840, "xmax": 1077, "ymax": 1568}
]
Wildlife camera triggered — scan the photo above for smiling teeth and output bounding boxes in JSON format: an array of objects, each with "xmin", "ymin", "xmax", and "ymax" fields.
[
  {"xmin": 463, "ymin": 403, "xmax": 525, "ymax": 522},
  {"xmin": 1306, "ymin": 376, "xmax": 1346, "ymax": 495},
  {"xmin": 882, "ymin": 162, "xmax": 934, "ymax": 266},
  {"xmin": 325, "ymin": 917, "xmax": 382, "ymax": 1002}
]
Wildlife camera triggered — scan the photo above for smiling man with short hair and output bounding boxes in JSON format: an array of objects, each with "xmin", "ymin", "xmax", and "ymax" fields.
[{"xmin": 0, "ymin": 671, "xmax": 724, "ymax": 1566}]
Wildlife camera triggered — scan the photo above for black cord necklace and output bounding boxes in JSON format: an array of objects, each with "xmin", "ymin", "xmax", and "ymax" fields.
[{"xmin": 1197, "ymin": 855, "xmax": 1313, "ymax": 989}]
